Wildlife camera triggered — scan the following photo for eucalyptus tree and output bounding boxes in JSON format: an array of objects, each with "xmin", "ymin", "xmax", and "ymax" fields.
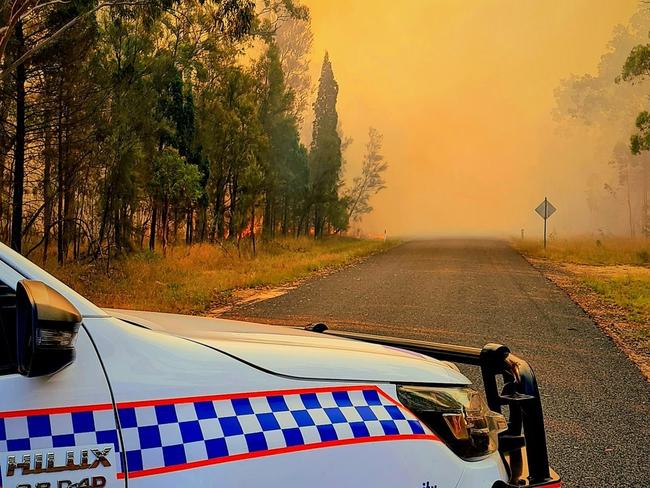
[
  {"xmin": 275, "ymin": 9, "xmax": 312, "ymax": 124},
  {"xmin": 0, "ymin": 0, "xmax": 327, "ymax": 261},
  {"xmin": 0, "ymin": 0, "xmax": 255, "ymax": 81},
  {"xmin": 619, "ymin": 16, "xmax": 650, "ymax": 237},
  {"xmin": 345, "ymin": 127, "xmax": 388, "ymax": 224},
  {"xmin": 257, "ymin": 42, "xmax": 303, "ymax": 238},
  {"xmin": 555, "ymin": 9, "xmax": 650, "ymax": 236},
  {"xmin": 196, "ymin": 62, "xmax": 265, "ymax": 241},
  {"xmin": 149, "ymin": 147, "xmax": 200, "ymax": 253}
]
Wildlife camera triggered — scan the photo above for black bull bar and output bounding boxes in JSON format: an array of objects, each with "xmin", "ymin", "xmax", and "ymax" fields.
[{"xmin": 304, "ymin": 325, "xmax": 561, "ymax": 487}]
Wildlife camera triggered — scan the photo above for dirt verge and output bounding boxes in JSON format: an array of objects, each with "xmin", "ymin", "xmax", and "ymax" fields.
[
  {"xmin": 206, "ymin": 245, "xmax": 395, "ymax": 317},
  {"xmin": 523, "ymin": 256, "xmax": 650, "ymax": 381}
]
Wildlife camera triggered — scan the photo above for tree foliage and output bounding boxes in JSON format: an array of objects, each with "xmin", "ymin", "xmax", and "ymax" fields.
[
  {"xmin": 554, "ymin": 9, "xmax": 650, "ymax": 237},
  {"xmin": 275, "ymin": 10, "xmax": 312, "ymax": 122},
  {"xmin": 309, "ymin": 52, "xmax": 343, "ymax": 238},
  {"xmin": 345, "ymin": 127, "xmax": 388, "ymax": 223},
  {"xmin": 0, "ymin": 0, "xmax": 385, "ymax": 264},
  {"xmin": 619, "ymin": 14, "xmax": 650, "ymax": 237},
  {"xmin": 0, "ymin": 0, "xmax": 387, "ymax": 263},
  {"xmin": 0, "ymin": 0, "xmax": 256, "ymax": 81}
]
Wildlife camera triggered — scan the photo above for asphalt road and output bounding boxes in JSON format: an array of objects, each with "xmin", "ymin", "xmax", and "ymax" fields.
[{"xmin": 222, "ymin": 239, "xmax": 650, "ymax": 487}]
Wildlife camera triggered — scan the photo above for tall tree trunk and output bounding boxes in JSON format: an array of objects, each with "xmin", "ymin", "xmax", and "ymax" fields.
[
  {"xmin": 120, "ymin": 204, "xmax": 130, "ymax": 250},
  {"xmin": 172, "ymin": 207, "xmax": 178, "ymax": 246},
  {"xmin": 57, "ymin": 80, "xmax": 65, "ymax": 265},
  {"xmin": 96, "ymin": 181, "xmax": 111, "ymax": 260},
  {"xmin": 250, "ymin": 201, "xmax": 256, "ymax": 256},
  {"xmin": 625, "ymin": 162, "xmax": 634, "ymax": 239},
  {"xmin": 214, "ymin": 182, "xmax": 225, "ymax": 241},
  {"xmin": 43, "ymin": 124, "xmax": 53, "ymax": 263},
  {"xmin": 161, "ymin": 198, "xmax": 169, "ymax": 256},
  {"xmin": 281, "ymin": 196, "xmax": 288, "ymax": 237},
  {"xmin": 149, "ymin": 203, "xmax": 157, "ymax": 252},
  {"xmin": 63, "ymin": 163, "xmax": 75, "ymax": 257},
  {"xmin": 73, "ymin": 202, "xmax": 82, "ymax": 261},
  {"xmin": 195, "ymin": 204, "xmax": 206, "ymax": 242},
  {"xmin": 113, "ymin": 208, "xmax": 121, "ymax": 252},
  {"xmin": 263, "ymin": 191, "xmax": 272, "ymax": 240},
  {"xmin": 173, "ymin": 207, "xmax": 179, "ymax": 245},
  {"xmin": 185, "ymin": 208, "xmax": 193, "ymax": 245},
  {"xmin": 139, "ymin": 209, "xmax": 147, "ymax": 250},
  {"xmin": 314, "ymin": 205, "xmax": 323, "ymax": 239},
  {"xmin": 296, "ymin": 212, "xmax": 304, "ymax": 238},
  {"xmin": 228, "ymin": 176, "xmax": 238, "ymax": 239},
  {"xmin": 0, "ymin": 96, "xmax": 9, "ymax": 242},
  {"xmin": 10, "ymin": 21, "xmax": 26, "ymax": 253}
]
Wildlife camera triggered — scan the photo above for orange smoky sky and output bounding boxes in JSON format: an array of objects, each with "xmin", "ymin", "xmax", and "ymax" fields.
[{"xmin": 302, "ymin": 0, "xmax": 641, "ymax": 238}]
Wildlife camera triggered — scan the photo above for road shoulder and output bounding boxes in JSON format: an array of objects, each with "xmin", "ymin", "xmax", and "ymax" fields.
[
  {"xmin": 520, "ymin": 255, "xmax": 650, "ymax": 381},
  {"xmin": 207, "ymin": 240, "xmax": 401, "ymax": 317}
]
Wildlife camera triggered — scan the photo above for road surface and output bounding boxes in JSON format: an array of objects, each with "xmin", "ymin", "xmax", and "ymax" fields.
[{"xmin": 222, "ymin": 239, "xmax": 650, "ymax": 487}]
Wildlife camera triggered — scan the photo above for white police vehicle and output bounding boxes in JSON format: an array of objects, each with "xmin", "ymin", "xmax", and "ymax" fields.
[{"xmin": 0, "ymin": 242, "xmax": 561, "ymax": 487}]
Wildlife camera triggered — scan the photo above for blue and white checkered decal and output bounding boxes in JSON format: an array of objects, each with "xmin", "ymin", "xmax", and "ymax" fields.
[
  {"xmin": 117, "ymin": 386, "xmax": 433, "ymax": 477},
  {"xmin": 0, "ymin": 409, "xmax": 119, "ymax": 453},
  {"xmin": 0, "ymin": 386, "xmax": 435, "ymax": 480},
  {"xmin": 0, "ymin": 406, "xmax": 121, "ymax": 486}
]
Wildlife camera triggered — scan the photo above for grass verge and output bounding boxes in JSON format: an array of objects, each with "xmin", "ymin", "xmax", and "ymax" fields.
[
  {"xmin": 513, "ymin": 237, "xmax": 650, "ymax": 379},
  {"xmin": 581, "ymin": 274, "xmax": 650, "ymax": 345},
  {"xmin": 515, "ymin": 237, "xmax": 650, "ymax": 265},
  {"xmin": 42, "ymin": 237, "xmax": 396, "ymax": 314}
]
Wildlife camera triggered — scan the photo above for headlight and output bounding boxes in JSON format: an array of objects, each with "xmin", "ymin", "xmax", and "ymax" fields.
[{"xmin": 397, "ymin": 385, "xmax": 508, "ymax": 460}]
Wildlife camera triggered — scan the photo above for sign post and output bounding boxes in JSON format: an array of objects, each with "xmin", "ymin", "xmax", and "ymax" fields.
[{"xmin": 535, "ymin": 197, "xmax": 557, "ymax": 249}]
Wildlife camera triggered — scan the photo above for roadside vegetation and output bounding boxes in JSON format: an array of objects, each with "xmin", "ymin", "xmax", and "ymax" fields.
[
  {"xmin": 540, "ymin": 8, "xmax": 650, "ymax": 367},
  {"xmin": 43, "ymin": 237, "xmax": 393, "ymax": 314},
  {"xmin": 516, "ymin": 237, "xmax": 650, "ymax": 266},
  {"xmin": 514, "ymin": 237, "xmax": 649, "ymax": 377},
  {"xmin": 582, "ymin": 274, "xmax": 650, "ymax": 326},
  {"xmin": 0, "ymin": 0, "xmax": 389, "ymax": 267},
  {"xmin": 0, "ymin": 1, "xmax": 394, "ymax": 319}
]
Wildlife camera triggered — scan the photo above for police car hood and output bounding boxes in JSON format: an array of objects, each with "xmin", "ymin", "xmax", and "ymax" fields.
[{"xmin": 107, "ymin": 309, "xmax": 469, "ymax": 385}]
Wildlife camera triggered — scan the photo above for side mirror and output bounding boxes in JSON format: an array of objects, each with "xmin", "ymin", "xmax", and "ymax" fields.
[{"xmin": 15, "ymin": 280, "xmax": 82, "ymax": 377}]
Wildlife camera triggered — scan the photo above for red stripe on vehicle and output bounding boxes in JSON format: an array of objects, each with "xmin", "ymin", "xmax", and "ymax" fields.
[
  {"xmin": 116, "ymin": 384, "xmax": 387, "ymax": 409},
  {"xmin": 0, "ymin": 385, "xmax": 421, "ymax": 424}
]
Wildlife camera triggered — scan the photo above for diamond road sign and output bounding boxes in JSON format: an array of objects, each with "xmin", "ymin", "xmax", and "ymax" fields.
[{"xmin": 535, "ymin": 199, "xmax": 556, "ymax": 220}]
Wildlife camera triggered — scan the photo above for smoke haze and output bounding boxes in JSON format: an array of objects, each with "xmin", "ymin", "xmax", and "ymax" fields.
[{"xmin": 303, "ymin": 0, "xmax": 641, "ymax": 238}]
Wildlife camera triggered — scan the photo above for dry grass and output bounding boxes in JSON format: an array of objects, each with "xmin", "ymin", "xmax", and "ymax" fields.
[
  {"xmin": 582, "ymin": 274, "xmax": 650, "ymax": 342},
  {"xmin": 513, "ymin": 239, "xmax": 650, "ymax": 327},
  {"xmin": 41, "ymin": 237, "xmax": 394, "ymax": 314},
  {"xmin": 514, "ymin": 237, "xmax": 650, "ymax": 266}
]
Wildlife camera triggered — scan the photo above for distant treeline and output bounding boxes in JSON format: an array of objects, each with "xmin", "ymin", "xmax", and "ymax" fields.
[
  {"xmin": 0, "ymin": 0, "xmax": 387, "ymax": 264},
  {"xmin": 555, "ymin": 9, "xmax": 650, "ymax": 238}
]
